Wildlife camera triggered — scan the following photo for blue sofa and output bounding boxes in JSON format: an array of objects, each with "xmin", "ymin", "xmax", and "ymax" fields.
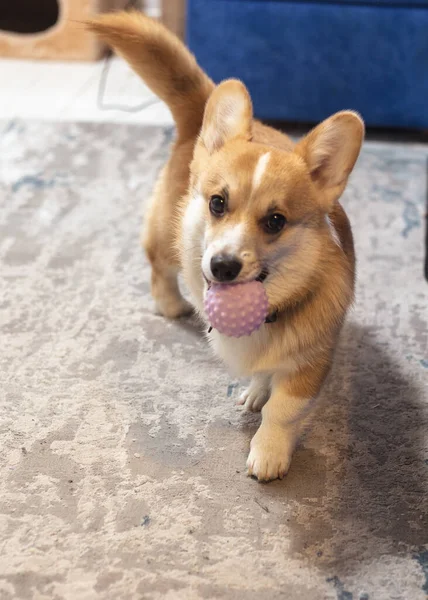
[{"xmin": 187, "ymin": 0, "xmax": 428, "ymax": 129}]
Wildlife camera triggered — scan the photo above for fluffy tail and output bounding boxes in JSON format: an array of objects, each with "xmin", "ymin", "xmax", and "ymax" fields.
[{"xmin": 86, "ymin": 11, "xmax": 214, "ymax": 139}]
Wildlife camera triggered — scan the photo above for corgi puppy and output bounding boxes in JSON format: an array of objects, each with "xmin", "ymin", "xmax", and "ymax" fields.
[{"xmin": 87, "ymin": 12, "xmax": 364, "ymax": 482}]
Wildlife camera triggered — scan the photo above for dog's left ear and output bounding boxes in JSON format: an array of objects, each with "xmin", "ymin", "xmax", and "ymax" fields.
[
  {"xmin": 200, "ymin": 79, "xmax": 253, "ymax": 154},
  {"xmin": 295, "ymin": 111, "xmax": 364, "ymax": 209}
]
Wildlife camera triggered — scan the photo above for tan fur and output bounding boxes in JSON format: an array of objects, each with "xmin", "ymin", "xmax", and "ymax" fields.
[{"xmin": 87, "ymin": 12, "xmax": 365, "ymax": 481}]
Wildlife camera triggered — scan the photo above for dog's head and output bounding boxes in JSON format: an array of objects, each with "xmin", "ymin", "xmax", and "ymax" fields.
[{"xmin": 186, "ymin": 80, "xmax": 364, "ymax": 309}]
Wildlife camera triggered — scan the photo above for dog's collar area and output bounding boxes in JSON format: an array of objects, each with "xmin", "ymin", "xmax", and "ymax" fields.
[
  {"xmin": 207, "ymin": 310, "xmax": 278, "ymax": 334},
  {"xmin": 256, "ymin": 270, "xmax": 269, "ymax": 283},
  {"xmin": 265, "ymin": 310, "xmax": 278, "ymax": 323}
]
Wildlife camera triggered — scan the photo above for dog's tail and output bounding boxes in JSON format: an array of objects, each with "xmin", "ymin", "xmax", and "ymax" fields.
[{"xmin": 86, "ymin": 11, "xmax": 214, "ymax": 139}]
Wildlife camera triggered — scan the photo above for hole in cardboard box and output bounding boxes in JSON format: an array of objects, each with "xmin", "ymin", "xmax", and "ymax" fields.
[{"xmin": 0, "ymin": 0, "xmax": 60, "ymax": 35}]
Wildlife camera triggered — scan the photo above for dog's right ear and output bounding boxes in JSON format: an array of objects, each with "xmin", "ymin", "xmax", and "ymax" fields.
[
  {"xmin": 200, "ymin": 79, "xmax": 253, "ymax": 154},
  {"xmin": 295, "ymin": 111, "xmax": 365, "ymax": 209}
]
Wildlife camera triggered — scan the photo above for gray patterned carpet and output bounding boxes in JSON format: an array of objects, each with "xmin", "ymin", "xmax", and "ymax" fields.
[{"xmin": 0, "ymin": 120, "xmax": 427, "ymax": 600}]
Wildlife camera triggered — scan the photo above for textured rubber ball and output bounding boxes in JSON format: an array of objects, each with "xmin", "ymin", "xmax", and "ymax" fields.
[{"xmin": 204, "ymin": 280, "xmax": 269, "ymax": 337}]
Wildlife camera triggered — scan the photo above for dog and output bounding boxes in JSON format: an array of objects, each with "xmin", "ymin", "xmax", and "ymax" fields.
[{"xmin": 87, "ymin": 12, "xmax": 364, "ymax": 482}]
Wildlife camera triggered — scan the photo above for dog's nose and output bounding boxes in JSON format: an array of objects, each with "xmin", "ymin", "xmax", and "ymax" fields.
[{"xmin": 210, "ymin": 255, "xmax": 242, "ymax": 282}]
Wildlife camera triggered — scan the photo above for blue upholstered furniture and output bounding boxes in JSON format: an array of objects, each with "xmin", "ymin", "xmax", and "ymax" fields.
[{"xmin": 187, "ymin": 0, "xmax": 428, "ymax": 128}]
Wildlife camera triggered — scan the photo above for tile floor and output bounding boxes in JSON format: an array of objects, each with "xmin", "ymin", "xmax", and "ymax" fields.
[{"xmin": 0, "ymin": 55, "xmax": 173, "ymax": 127}]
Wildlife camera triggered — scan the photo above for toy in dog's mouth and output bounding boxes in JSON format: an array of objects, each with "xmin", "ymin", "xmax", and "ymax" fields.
[{"xmin": 204, "ymin": 271, "xmax": 270, "ymax": 337}]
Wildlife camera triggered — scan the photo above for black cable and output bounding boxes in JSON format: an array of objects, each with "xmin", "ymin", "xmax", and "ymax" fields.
[
  {"xmin": 97, "ymin": 53, "xmax": 160, "ymax": 113},
  {"xmin": 96, "ymin": 0, "xmax": 161, "ymax": 113}
]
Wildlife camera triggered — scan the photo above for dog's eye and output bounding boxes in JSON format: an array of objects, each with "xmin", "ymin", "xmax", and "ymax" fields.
[
  {"xmin": 209, "ymin": 195, "xmax": 227, "ymax": 217},
  {"xmin": 262, "ymin": 213, "xmax": 287, "ymax": 234}
]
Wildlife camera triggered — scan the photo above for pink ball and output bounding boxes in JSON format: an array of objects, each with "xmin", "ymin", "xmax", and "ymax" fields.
[{"xmin": 204, "ymin": 280, "xmax": 269, "ymax": 338}]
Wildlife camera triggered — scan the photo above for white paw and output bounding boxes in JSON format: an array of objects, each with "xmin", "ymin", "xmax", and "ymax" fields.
[
  {"xmin": 156, "ymin": 297, "xmax": 193, "ymax": 319},
  {"xmin": 246, "ymin": 428, "xmax": 295, "ymax": 482},
  {"xmin": 237, "ymin": 384, "xmax": 270, "ymax": 412}
]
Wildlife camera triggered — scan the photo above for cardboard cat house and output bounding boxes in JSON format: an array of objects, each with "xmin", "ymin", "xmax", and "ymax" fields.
[{"xmin": 0, "ymin": 0, "xmax": 129, "ymax": 60}]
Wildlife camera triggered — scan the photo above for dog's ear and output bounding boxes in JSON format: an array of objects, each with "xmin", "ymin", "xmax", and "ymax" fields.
[
  {"xmin": 295, "ymin": 111, "xmax": 364, "ymax": 208},
  {"xmin": 200, "ymin": 79, "xmax": 253, "ymax": 154}
]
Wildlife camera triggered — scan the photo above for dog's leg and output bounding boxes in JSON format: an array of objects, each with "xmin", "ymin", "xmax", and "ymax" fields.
[
  {"xmin": 145, "ymin": 229, "xmax": 193, "ymax": 318},
  {"xmin": 246, "ymin": 360, "xmax": 329, "ymax": 482},
  {"xmin": 143, "ymin": 166, "xmax": 193, "ymax": 319},
  {"xmin": 150, "ymin": 264, "xmax": 193, "ymax": 319},
  {"xmin": 237, "ymin": 373, "xmax": 271, "ymax": 412}
]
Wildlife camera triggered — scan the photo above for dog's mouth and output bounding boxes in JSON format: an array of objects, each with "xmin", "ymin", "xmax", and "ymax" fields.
[{"xmin": 204, "ymin": 268, "xmax": 269, "ymax": 288}]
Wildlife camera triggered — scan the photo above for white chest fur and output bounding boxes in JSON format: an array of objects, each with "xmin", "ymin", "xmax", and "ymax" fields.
[
  {"xmin": 181, "ymin": 193, "xmax": 206, "ymax": 312},
  {"xmin": 209, "ymin": 327, "xmax": 299, "ymax": 377}
]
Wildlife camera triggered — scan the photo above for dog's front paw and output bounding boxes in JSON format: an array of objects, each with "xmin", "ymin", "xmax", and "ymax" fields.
[
  {"xmin": 156, "ymin": 296, "xmax": 193, "ymax": 319},
  {"xmin": 238, "ymin": 387, "xmax": 269, "ymax": 412},
  {"xmin": 237, "ymin": 379, "xmax": 270, "ymax": 412},
  {"xmin": 246, "ymin": 428, "xmax": 295, "ymax": 482}
]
